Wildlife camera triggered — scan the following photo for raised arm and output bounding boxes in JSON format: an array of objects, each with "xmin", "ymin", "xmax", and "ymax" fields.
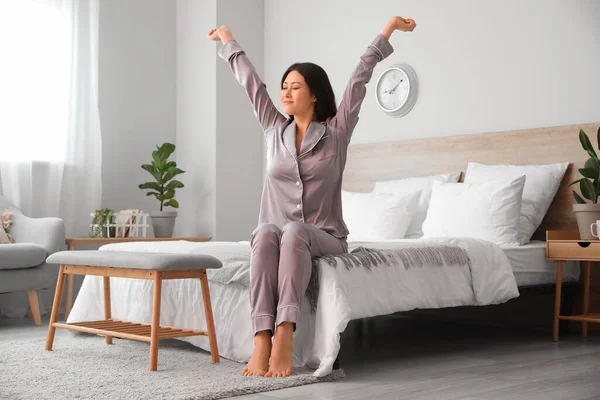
[
  {"xmin": 330, "ymin": 17, "xmax": 416, "ymax": 137},
  {"xmin": 208, "ymin": 25, "xmax": 286, "ymax": 133}
]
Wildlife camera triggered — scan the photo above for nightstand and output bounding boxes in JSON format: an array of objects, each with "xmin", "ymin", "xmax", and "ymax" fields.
[{"xmin": 547, "ymin": 230, "xmax": 597, "ymax": 341}]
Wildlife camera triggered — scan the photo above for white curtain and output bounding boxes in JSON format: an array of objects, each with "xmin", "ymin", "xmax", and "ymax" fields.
[
  {"xmin": 0, "ymin": 0, "xmax": 102, "ymax": 238},
  {"xmin": 0, "ymin": 0, "xmax": 101, "ymax": 318}
]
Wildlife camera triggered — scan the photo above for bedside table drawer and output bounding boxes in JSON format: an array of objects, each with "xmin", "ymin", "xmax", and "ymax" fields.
[{"xmin": 547, "ymin": 241, "xmax": 600, "ymax": 260}]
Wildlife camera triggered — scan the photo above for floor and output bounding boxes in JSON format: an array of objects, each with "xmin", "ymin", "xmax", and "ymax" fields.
[{"xmin": 1, "ymin": 314, "xmax": 600, "ymax": 400}]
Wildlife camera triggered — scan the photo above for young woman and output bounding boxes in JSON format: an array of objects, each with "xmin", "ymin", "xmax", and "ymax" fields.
[{"xmin": 208, "ymin": 16, "xmax": 416, "ymax": 378}]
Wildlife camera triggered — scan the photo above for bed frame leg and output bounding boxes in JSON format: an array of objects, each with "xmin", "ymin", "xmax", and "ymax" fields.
[{"xmin": 559, "ymin": 284, "xmax": 576, "ymax": 335}]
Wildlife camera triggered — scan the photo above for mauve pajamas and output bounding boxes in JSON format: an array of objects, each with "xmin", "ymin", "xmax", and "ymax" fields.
[{"xmin": 218, "ymin": 34, "xmax": 394, "ymax": 334}]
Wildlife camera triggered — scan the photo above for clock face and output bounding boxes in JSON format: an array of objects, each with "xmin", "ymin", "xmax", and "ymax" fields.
[
  {"xmin": 376, "ymin": 68, "xmax": 409, "ymax": 112},
  {"xmin": 375, "ymin": 63, "xmax": 418, "ymax": 117}
]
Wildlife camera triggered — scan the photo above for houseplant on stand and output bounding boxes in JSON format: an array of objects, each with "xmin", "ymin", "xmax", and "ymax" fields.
[
  {"xmin": 571, "ymin": 127, "xmax": 600, "ymax": 240},
  {"xmin": 139, "ymin": 142, "xmax": 185, "ymax": 238}
]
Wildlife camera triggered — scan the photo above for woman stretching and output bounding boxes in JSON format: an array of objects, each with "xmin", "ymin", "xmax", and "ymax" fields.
[{"xmin": 208, "ymin": 16, "xmax": 416, "ymax": 377}]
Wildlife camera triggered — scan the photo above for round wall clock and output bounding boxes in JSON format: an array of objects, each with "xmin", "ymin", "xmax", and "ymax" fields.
[{"xmin": 375, "ymin": 63, "xmax": 418, "ymax": 117}]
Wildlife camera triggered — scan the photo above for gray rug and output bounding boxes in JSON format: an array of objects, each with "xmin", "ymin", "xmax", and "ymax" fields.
[{"xmin": 0, "ymin": 334, "xmax": 345, "ymax": 400}]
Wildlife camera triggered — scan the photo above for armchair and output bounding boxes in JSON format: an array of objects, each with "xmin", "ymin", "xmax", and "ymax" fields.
[{"xmin": 0, "ymin": 195, "xmax": 65, "ymax": 325}]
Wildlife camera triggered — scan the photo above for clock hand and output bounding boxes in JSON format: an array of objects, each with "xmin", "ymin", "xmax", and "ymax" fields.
[{"xmin": 384, "ymin": 79, "xmax": 404, "ymax": 94}]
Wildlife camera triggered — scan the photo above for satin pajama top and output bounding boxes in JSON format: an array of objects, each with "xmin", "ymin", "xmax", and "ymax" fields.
[{"xmin": 218, "ymin": 34, "xmax": 394, "ymax": 239}]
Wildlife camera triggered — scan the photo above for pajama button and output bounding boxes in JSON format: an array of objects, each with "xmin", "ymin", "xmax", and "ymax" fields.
[
  {"xmin": 296, "ymin": 181, "xmax": 301, "ymax": 186},
  {"xmin": 296, "ymin": 204, "xmax": 301, "ymax": 209}
]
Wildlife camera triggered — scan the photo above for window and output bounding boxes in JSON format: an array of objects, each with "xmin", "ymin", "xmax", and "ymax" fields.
[{"xmin": 0, "ymin": 0, "xmax": 73, "ymax": 162}]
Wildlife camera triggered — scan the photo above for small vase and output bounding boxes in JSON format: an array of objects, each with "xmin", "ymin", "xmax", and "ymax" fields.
[
  {"xmin": 150, "ymin": 211, "xmax": 177, "ymax": 238},
  {"xmin": 573, "ymin": 203, "xmax": 600, "ymax": 240}
]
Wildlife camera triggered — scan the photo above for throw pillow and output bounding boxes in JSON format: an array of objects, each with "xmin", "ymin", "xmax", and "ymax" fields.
[
  {"xmin": 342, "ymin": 189, "xmax": 422, "ymax": 242},
  {"xmin": 0, "ymin": 211, "xmax": 14, "ymax": 244},
  {"xmin": 421, "ymin": 175, "xmax": 526, "ymax": 247}
]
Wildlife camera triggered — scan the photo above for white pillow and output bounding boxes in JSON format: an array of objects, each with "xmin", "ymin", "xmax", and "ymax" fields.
[
  {"xmin": 421, "ymin": 175, "xmax": 526, "ymax": 246},
  {"xmin": 372, "ymin": 172, "xmax": 461, "ymax": 238},
  {"xmin": 342, "ymin": 189, "xmax": 422, "ymax": 242},
  {"xmin": 463, "ymin": 162, "xmax": 569, "ymax": 245}
]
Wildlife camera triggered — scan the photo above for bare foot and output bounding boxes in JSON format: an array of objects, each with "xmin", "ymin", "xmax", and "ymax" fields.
[
  {"xmin": 243, "ymin": 331, "xmax": 272, "ymax": 376},
  {"xmin": 265, "ymin": 322, "xmax": 294, "ymax": 377}
]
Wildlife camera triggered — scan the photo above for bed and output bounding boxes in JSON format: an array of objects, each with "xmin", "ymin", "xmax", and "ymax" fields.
[{"xmin": 66, "ymin": 122, "xmax": 596, "ymax": 377}]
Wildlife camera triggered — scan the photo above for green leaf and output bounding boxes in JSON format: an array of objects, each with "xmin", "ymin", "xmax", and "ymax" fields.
[
  {"xmin": 580, "ymin": 129, "xmax": 598, "ymax": 159},
  {"xmin": 141, "ymin": 164, "xmax": 163, "ymax": 184},
  {"xmin": 585, "ymin": 157, "xmax": 600, "ymax": 173},
  {"xmin": 580, "ymin": 178, "xmax": 596, "ymax": 201},
  {"xmin": 158, "ymin": 143, "xmax": 176, "ymax": 160},
  {"xmin": 573, "ymin": 191, "xmax": 586, "ymax": 204},
  {"xmin": 163, "ymin": 190, "xmax": 175, "ymax": 200},
  {"xmin": 163, "ymin": 167, "xmax": 185, "ymax": 183},
  {"xmin": 164, "ymin": 180, "xmax": 184, "ymax": 192},
  {"xmin": 155, "ymin": 190, "xmax": 175, "ymax": 202},
  {"xmin": 164, "ymin": 199, "xmax": 179, "ymax": 208},
  {"xmin": 152, "ymin": 150, "xmax": 166, "ymax": 170},
  {"xmin": 578, "ymin": 168, "xmax": 598, "ymax": 180},
  {"xmin": 138, "ymin": 182, "xmax": 162, "ymax": 192},
  {"xmin": 569, "ymin": 179, "xmax": 582, "ymax": 187}
]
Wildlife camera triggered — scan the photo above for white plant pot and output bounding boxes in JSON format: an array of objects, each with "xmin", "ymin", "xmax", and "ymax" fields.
[
  {"xmin": 573, "ymin": 203, "xmax": 600, "ymax": 240},
  {"xmin": 150, "ymin": 211, "xmax": 177, "ymax": 238}
]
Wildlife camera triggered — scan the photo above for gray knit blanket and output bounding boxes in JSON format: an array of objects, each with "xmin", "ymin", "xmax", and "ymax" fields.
[{"xmin": 208, "ymin": 245, "xmax": 471, "ymax": 313}]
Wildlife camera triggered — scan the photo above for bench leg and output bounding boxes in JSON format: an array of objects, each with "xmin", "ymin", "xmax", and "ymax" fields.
[
  {"xmin": 200, "ymin": 269, "xmax": 220, "ymax": 363},
  {"xmin": 46, "ymin": 265, "xmax": 66, "ymax": 350},
  {"xmin": 65, "ymin": 274, "xmax": 74, "ymax": 319},
  {"xmin": 149, "ymin": 272, "xmax": 162, "ymax": 371},
  {"xmin": 26, "ymin": 290, "xmax": 42, "ymax": 326},
  {"xmin": 104, "ymin": 277, "xmax": 113, "ymax": 345}
]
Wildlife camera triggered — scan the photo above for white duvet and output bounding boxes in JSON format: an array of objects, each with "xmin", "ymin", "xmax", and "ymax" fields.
[{"xmin": 66, "ymin": 237, "xmax": 519, "ymax": 377}]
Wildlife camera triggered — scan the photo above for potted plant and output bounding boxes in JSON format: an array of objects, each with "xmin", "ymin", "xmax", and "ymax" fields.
[
  {"xmin": 90, "ymin": 208, "xmax": 115, "ymax": 238},
  {"xmin": 139, "ymin": 142, "xmax": 185, "ymax": 238},
  {"xmin": 570, "ymin": 127, "xmax": 600, "ymax": 240}
]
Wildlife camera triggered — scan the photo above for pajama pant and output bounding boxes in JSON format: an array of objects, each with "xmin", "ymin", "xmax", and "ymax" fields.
[{"xmin": 249, "ymin": 221, "xmax": 348, "ymax": 334}]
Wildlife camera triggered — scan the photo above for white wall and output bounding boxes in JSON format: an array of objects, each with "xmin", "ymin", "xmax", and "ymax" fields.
[
  {"xmin": 100, "ymin": 0, "xmax": 176, "ymax": 231},
  {"xmin": 176, "ymin": 0, "xmax": 265, "ymax": 241},
  {"xmin": 175, "ymin": 0, "xmax": 217, "ymax": 238},
  {"xmin": 215, "ymin": 0, "xmax": 265, "ymax": 241},
  {"xmin": 264, "ymin": 0, "xmax": 600, "ymax": 145}
]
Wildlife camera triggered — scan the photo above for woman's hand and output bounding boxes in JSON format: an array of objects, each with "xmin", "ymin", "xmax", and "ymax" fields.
[
  {"xmin": 381, "ymin": 16, "xmax": 416, "ymax": 39},
  {"xmin": 207, "ymin": 25, "xmax": 234, "ymax": 44}
]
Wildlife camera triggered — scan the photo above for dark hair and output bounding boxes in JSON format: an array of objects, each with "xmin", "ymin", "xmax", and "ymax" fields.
[{"xmin": 281, "ymin": 62, "xmax": 337, "ymax": 122}]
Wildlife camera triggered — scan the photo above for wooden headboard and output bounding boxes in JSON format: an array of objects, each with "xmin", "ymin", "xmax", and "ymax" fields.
[{"xmin": 343, "ymin": 122, "xmax": 600, "ymax": 241}]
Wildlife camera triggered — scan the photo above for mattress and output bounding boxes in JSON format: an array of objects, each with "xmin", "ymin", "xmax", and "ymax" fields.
[{"xmin": 501, "ymin": 240, "xmax": 580, "ymax": 287}]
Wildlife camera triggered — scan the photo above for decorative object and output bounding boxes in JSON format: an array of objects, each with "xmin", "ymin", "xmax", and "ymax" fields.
[
  {"xmin": 89, "ymin": 210, "xmax": 150, "ymax": 239},
  {"xmin": 1, "ymin": 336, "xmax": 345, "ymax": 400},
  {"xmin": 0, "ymin": 210, "xmax": 14, "ymax": 243},
  {"xmin": 89, "ymin": 208, "xmax": 115, "ymax": 238},
  {"xmin": 570, "ymin": 127, "xmax": 600, "ymax": 240},
  {"xmin": 375, "ymin": 63, "xmax": 418, "ymax": 117},
  {"xmin": 139, "ymin": 143, "xmax": 185, "ymax": 238}
]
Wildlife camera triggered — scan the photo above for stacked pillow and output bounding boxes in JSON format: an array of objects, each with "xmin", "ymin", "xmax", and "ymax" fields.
[
  {"xmin": 341, "ymin": 162, "xmax": 568, "ymax": 247},
  {"xmin": 342, "ymin": 189, "xmax": 421, "ymax": 242},
  {"xmin": 372, "ymin": 173, "xmax": 461, "ymax": 238},
  {"xmin": 461, "ymin": 162, "xmax": 569, "ymax": 245},
  {"xmin": 421, "ymin": 176, "xmax": 526, "ymax": 246},
  {"xmin": 342, "ymin": 173, "xmax": 460, "ymax": 241}
]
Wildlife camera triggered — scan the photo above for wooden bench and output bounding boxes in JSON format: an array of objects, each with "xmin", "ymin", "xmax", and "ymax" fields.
[{"xmin": 45, "ymin": 250, "xmax": 222, "ymax": 371}]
